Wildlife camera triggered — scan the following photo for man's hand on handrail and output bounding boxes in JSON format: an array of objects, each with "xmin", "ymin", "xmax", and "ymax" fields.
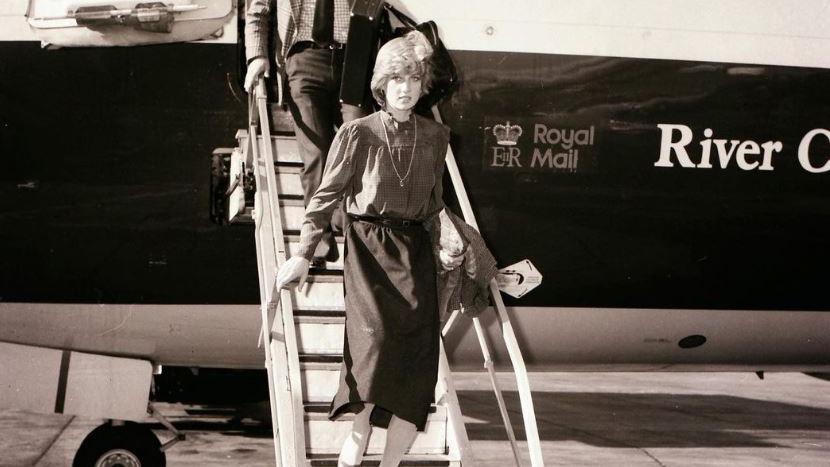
[{"xmin": 244, "ymin": 57, "xmax": 270, "ymax": 93}]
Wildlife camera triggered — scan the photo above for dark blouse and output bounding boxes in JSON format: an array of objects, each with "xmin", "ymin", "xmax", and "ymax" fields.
[{"xmin": 296, "ymin": 110, "xmax": 451, "ymax": 260}]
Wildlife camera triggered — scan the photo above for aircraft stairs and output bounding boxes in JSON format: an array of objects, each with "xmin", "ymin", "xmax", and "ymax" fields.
[{"xmin": 222, "ymin": 80, "xmax": 544, "ymax": 466}]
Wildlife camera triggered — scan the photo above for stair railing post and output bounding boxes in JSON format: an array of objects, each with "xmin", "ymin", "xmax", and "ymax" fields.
[
  {"xmin": 251, "ymin": 78, "xmax": 309, "ymax": 466},
  {"xmin": 432, "ymin": 106, "xmax": 545, "ymax": 467},
  {"xmin": 249, "ymin": 84, "xmax": 284, "ymax": 467}
]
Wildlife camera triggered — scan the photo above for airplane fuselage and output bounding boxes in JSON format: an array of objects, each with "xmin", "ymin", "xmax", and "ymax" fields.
[{"xmin": 1, "ymin": 0, "xmax": 829, "ymax": 371}]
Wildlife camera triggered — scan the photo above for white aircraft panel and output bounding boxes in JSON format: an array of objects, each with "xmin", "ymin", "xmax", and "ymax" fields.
[
  {"xmin": 0, "ymin": 342, "xmax": 63, "ymax": 413},
  {"xmin": 0, "ymin": 342, "xmax": 151, "ymax": 421},
  {"xmin": 395, "ymin": 0, "xmax": 830, "ymax": 69},
  {"xmin": 64, "ymin": 352, "xmax": 152, "ymax": 422}
]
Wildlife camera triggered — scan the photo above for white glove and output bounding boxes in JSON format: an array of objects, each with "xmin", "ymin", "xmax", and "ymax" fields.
[
  {"xmin": 438, "ymin": 249, "xmax": 464, "ymax": 271},
  {"xmin": 276, "ymin": 256, "xmax": 310, "ymax": 292}
]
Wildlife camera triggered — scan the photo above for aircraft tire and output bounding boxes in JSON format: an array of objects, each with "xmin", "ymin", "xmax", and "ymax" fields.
[{"xmin": 72, "ymin": 421, "xmax": 166, "ymax": 467}]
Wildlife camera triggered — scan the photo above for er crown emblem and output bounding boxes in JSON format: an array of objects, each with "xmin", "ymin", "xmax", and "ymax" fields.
[{"xmin": 493, "ymin": 121, "xmax": 522, "ymax": 146}]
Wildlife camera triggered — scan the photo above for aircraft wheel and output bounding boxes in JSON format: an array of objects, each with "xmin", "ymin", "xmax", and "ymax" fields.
[{"xmin": 72, "ymin": 422, "xmax": 166, "ymax": 467}]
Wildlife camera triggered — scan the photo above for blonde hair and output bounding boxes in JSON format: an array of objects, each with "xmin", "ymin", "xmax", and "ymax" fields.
[{"xmin": 370, "ymin": 30, "xmax": 434, "ymax": 107}]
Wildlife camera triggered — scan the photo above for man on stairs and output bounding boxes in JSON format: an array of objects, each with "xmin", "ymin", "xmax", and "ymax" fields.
[{"xmin": 244, "ymin": 0, "xmax": 372, "ymax": 266}]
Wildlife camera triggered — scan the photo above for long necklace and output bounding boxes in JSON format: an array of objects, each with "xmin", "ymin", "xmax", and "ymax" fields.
[{"xmin": 381, "ymin": 113, "xmax": 417, "ymax": 187}]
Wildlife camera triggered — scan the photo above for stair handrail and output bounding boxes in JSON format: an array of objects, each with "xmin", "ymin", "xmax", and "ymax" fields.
[
  {"xmin": 432, "ymin": 107, "xmax": 545, "ymax": 467},
  {"xmin": 250, "ymin": 78, "xmax": 308, "ymax": 467}
]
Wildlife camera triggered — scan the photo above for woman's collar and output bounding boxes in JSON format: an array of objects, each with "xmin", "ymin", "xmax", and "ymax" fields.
[{"xmin": 381, "ymin": 109, "xmax": 414, "ymax": 125}]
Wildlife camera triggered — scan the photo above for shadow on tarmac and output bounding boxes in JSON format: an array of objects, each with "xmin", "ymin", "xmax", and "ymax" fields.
[
  {"xmin": 139, "ymin": 387, "xmax": 830, "ymax": 450},
  {"xmin": 458, "ymin": 390, "xmax": 830, "ymax": 448}
]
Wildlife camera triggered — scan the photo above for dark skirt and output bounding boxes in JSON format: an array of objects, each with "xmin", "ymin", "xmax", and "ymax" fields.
[{"xmin": 328, "ymin": 217, "xmax": 439, "ymax": 431}]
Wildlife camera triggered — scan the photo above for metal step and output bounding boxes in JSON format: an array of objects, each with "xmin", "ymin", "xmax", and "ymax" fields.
[
  {"xmin": 299, "ymin": 354, "xmax": 451, "ymax": 405},
  {"xmin": 271, "ymin": 199, "xmax": 348, "ymax": 238},
  {"xmin": 267, "ymin": 104, "xmax": 297, "ymax": 134},
  {"xmin": 232, "ymin": 197, "xmax": 309, "ymax": 228},
  {"xmin": 236, "ymin": 130, "xmax": 301, "ymax": 163},
  {"xmin": 308, "ymin": 454, "xmax": 453, "ymax": 466},
  {"xmin": 300, "ymin": 361, "xmax": 341, "ymax": 403},
  {"xmin": 274, "ymin": 164, "xmax": 304, "ymax": 197},
  {"xmin": 295, "ymin": 314, "xmax": 345, "ymax": 357},
  {"xmin": 285, "ymin": 233, "xmax": 344, "ymax": 270},
  {"xmin": 289, "ymin": 271, "xmax": 345, "ymax": 311},
  {"xmin": 304, "ymin": 404, "xmax": 448, "ymax": 455},
  {"xmin": 276, "ymin": 197, "xmax": 306, "ymax": 231}
]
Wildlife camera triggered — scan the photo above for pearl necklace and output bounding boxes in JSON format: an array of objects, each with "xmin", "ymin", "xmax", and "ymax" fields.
[{"xmin": 381, "ymin": 113, "xmax": 417, "ymax": 187}]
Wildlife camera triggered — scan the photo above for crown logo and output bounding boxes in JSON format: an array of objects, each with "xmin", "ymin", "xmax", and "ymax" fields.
[{"xmin": 493, "ymin": 121, "xmax": 522, "ymax": 146}]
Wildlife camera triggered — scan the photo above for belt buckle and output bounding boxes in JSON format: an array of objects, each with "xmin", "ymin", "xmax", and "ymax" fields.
[{"xmin": 401, "ymin": 219, "xmax": 412, "ymax": 227}]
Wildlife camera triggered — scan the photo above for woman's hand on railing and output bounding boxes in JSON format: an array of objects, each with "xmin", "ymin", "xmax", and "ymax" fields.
[{"xmin": 276, "ymin": 256, "xmax": 310, "ymax": 292}]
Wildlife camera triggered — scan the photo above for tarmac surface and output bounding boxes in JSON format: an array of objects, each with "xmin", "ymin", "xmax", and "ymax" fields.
[{"xmin": 2, "ymin": 371, "xmax": 829, "ymax": 466}]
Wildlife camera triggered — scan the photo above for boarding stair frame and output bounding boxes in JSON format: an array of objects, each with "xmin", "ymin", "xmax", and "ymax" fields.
[
  {"xmin": 247, "ymin": 80, "xmax": 306, "ymax": 466},
  {"xmin": 242, "ymin": 78, "xmax": 543, "ymax": 465}
]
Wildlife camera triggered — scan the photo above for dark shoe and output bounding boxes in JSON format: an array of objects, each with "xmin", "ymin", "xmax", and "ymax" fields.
[
  {"xmin": 323, "ymin": 236, "xmax": 340, "ymax": 263},
  {"xmin": 310, "ymin": 257, "xmax": 327, "ymax": 270},
  {"xmin": 312, "ymin": 233, "xmax": 340, "ymax": 263}
]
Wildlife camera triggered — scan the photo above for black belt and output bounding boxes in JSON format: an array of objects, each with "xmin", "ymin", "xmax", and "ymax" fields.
[
  {"xmin": 348, "ymin": 214, "xmax": 423, "ymax": 228},
  {"xmin": 292, "ymin": 40, "xmax": 346, "ymax": 53}
]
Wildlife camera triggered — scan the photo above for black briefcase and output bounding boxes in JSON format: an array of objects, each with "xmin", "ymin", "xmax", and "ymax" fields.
[
  {"xmin": 383, "ymin": 4, "xmax": 459, "ymax": 110},
  {"xmin": 339, "ymin": 0, "xmax": 385, "ymax": 107}
]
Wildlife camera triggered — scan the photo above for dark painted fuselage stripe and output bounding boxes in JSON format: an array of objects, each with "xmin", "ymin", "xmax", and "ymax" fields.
[{"xmin": 1, "ymin": 41, "xmax": 829, "ymax": 311}]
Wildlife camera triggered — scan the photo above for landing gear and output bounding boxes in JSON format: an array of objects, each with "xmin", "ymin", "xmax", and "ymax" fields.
[{"xmin": 72, "ymin": 421, "xmax": 166, "ymax": 467}]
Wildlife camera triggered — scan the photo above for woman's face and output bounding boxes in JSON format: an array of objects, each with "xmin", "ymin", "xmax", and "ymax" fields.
[{"xmin": 385, "ymin": 72, "xmax": 422, "ymax": 113}]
